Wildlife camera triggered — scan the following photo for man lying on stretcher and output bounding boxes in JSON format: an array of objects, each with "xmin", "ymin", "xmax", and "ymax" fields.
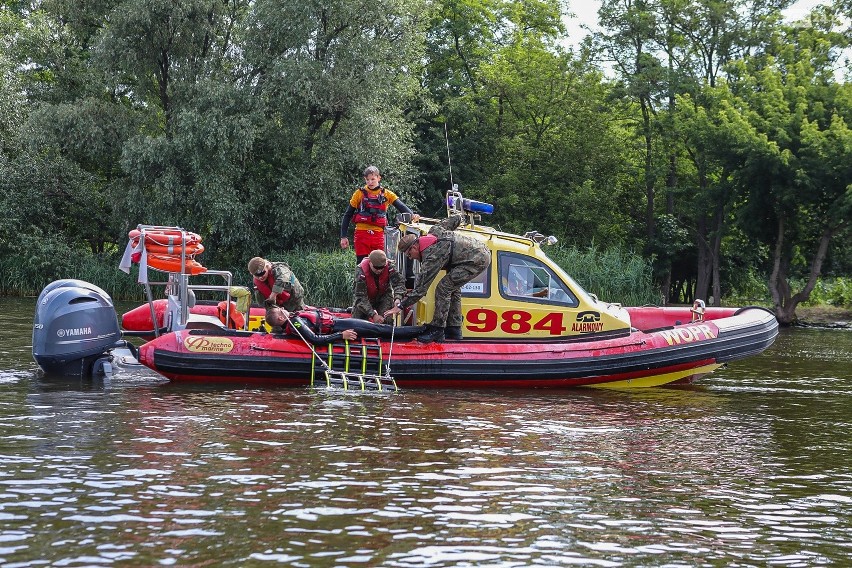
[{"xmin": 265, "ymin": 306, "xmax": 426, "ymax": 345}]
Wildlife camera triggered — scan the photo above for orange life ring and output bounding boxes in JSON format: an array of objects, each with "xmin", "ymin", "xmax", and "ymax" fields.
[
  {"xmin": 129, "ymin": 229, "xmax": 204, "ymax": 255},
  {"xmin": 129, "ymin": 228, "xmax": 202, "ymax": 245},
  {"xmin": 146, "ymin": 254, "xmax": 207, "ymax": 275},
  {"xmin": 143, "ymin": 242, "xmax": 205, "ymax": 256},
  {"xmin": 145, "ymin": 231, "xmax": 201, "ymax": 248},
  {"xmin": 216, "ymin": 301, "xmax": 245, "ymax": 329}
]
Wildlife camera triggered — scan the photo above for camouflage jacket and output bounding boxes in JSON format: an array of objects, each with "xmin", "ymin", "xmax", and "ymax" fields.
[
  {"xmin": 260, "ymin": 262, "xmax": 306, "ymax": 311},
  {"xmin": 353, "ymin": 262, "xmax": 407, "ymax": 316},
  {"xmin": 400, "ymin": 214, "xmax": 487, "ymax": 309}
]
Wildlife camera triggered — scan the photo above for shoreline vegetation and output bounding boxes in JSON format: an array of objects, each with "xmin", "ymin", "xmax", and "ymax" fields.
[{"xmin": 2, "ymin": 245, "xmax": 848, "ymax": 327}]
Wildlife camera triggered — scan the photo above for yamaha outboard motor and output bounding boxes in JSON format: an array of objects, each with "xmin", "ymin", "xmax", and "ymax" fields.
[{"xmin": 33, "ymin": 279, "xmax": 130, "ymax": 376}]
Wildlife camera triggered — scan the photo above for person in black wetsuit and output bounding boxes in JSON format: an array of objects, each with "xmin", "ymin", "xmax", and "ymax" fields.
[{"xmin": 265, "ymin": 307, "xmax": 425, "ymax": 345}]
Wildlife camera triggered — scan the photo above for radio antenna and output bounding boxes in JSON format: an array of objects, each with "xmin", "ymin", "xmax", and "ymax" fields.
[{"xmin": 444, "ymin": 122, "xmax": 454, "ymax": 190}]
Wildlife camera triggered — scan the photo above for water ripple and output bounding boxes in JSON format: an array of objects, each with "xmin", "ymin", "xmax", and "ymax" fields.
[{"xmin": 0, "ymin": 324, "xmax": 849, "ymax": 565}]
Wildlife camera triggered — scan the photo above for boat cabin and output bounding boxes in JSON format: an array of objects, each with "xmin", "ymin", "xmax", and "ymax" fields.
[{"xmin": 390, "ymin": 193, "xmax": 632, "ymax": 340}]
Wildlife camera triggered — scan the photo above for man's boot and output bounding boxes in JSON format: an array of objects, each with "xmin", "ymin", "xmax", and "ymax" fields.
[
  {"xmin": 444, "ymin": 326, "xmax": 463, "ymax": 340},
  {"xmin": 417, "ymin": 324, "xmax": 445, "ymax": 343}
]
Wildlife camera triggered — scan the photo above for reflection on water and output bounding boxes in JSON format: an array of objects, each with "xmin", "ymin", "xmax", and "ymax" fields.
[{"xmin": 0, "ymin": 296, "xmax": 851, "ymax": 565}]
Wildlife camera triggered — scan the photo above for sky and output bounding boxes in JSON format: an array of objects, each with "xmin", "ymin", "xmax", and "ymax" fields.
[{"xmin": 561, "ymin": 0, "xmax": 834, "ymax": 48}]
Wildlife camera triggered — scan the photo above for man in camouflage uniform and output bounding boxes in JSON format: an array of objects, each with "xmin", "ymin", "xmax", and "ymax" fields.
[
  {"xmin": 352, "ymin": 249, "xmax": 407, "ymax": 324},
  {"xmin": 386, "ymin": 213, "xmax": 491, "ymax": 343},
  {"xmin": 247, "ymin": 256, "xmax": 306, "ymax": 313}
]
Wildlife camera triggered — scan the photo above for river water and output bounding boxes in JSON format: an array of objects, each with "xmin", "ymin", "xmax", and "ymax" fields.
[{"xmin": 1, "ymin": 296, "xmax": 851, "ymax": 566}]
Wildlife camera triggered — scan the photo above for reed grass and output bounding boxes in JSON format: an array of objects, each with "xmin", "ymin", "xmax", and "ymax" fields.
[
  {"xmin": 546, "ymin": 243, "xmax": 660, "ymax": 306},
  {"xmin": 1, "ymin": 243, "xmax": 658, "ymax": 308},
  {"xmin": 0, "ymin": 255, "xmax": 149, "ymax": 301},
  {"xmin": 273, "ymin": 248, "xmax": 357, "ymax": 308}
]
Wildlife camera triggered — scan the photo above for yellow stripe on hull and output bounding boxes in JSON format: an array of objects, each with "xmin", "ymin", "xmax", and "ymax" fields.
[{"xmin": 586, "ymin": 363, "xmax": 722, "ymax": 389}]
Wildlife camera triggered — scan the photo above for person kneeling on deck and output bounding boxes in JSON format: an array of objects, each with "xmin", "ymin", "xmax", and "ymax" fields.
[
  {"xmin": 352, "ymin": 249, "xmax": 407, "ymax": 324},
  {"xmin": 385, "ymin": 213, "xmax": 491, "ymax": 343},
  {"xmin": 248, "ymin": 257, "xmax": 306, "ymax": 313},
  {"xmin": 266, "ymin": 307, "xmax": 426, "ymax": 345}
]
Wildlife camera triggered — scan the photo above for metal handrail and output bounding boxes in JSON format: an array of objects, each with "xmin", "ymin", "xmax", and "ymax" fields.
[{"xmin": 132, "ymin": 225, "xmax": 236, "ymax": 334}]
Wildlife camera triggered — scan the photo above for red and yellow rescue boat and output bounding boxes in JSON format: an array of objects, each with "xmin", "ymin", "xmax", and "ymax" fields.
[
  {"xmin": 137, "ymin": 305, "xmax": 775, "ymax": 388},
  {"xmin": 120, "ymin": 195, "xmax": 778, "ymax": 389}
]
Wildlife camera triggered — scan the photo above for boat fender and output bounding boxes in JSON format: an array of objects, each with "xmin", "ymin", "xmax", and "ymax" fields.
[{"xmin": 217, "ymin": 301, "xmax": 245, "ymax": 329}]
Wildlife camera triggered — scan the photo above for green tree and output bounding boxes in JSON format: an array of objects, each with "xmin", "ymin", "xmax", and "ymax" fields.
[
  {"xmin": 594, "ymin": 0, "xmax": 795, "ymax": 304},
  {"xmin": 727, "ymin": 9, "xmax": 851, "ymax": 323},
  {"xmin": 1, "ymin": 0, "xmax": 126, "ymax": 271},
  {"xmin": 3, "ymin": 0, "xmax": 430, "ymax": 272},
  {"xmin": 595, "ymin": 0, "xmax": 664, "ymax": 250},
  {"xmin": 418, "ymin": 0, "xmax": 634, "ymax": 248},
  {"xmin": 416, "ymin": 0, "xmax": 567, "ymax": 215},
  {"xmin": 103, "ymin": 0, "xmax": 428, "ymax": 260},
  {"xmin": 0, "ymin": 6, "xmax": 25, "ymax": 155},
  {"xmin": 475, "ymin": 38, "xmax": 634, "ymax": 245},
  {"xmin": 234, "ymin": 0, "xmax": 427, "ymax": 253}
]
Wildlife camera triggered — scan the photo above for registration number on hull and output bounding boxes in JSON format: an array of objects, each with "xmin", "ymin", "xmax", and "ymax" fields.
[{"xmin": 465, "ymin": 308, "xmax": 585, "ymax": 336}]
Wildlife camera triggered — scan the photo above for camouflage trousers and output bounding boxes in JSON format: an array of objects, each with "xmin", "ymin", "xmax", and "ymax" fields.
[
  {"xmin": 431, "ymin": 249, "xmax": 491, "ymax": 328},
  {"xmin": 351, "ymin": 292, "xmax": 396, "ymax": 325}
]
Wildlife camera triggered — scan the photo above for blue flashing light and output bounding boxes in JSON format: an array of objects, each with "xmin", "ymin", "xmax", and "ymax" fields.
[{"xmin": 448, "ymin": 196, "xmax": 494, "ymax": 215}]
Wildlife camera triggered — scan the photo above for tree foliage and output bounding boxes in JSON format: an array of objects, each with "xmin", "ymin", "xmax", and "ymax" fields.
[
  {"xmin": 0, "ymin": 0, "xmax": 849, "ymax": 322},
  {"xmin": 725, "ymin": 12, "xmax": 852, "ymax": 322},
  {"xmin": 1, "ymin": 0, "xmax": 428, "ymax": 266}
]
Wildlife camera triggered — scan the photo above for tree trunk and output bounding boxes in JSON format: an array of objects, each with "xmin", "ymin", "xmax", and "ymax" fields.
[
  {"xmin": 695, "ymin": 213, "xmax": 711, "ymax": 303},
  {"xmin": 710, "ymin": 197, "xmax": 726, "ymax": 307},
  {"xmin": 659, "ymin": 270, "xmax": 671, "ymax": 305},
  {"xmin": 769, "ymin": 218, "xmax": 834, "ymax": 325},
  {"xmin": 661, "ymin": 76, "xmax": 676, "ymax": 303},
  {"xmin": 642, "ymin": 98, "xmax": 654, "ymax": 245},
  {"xmin": 693, "ymin": 174, "xmax": 710, "ymax": 302},
  {"xmin": 769, "ymin": 216, "xmax": 794, "ymax": 323},
  {"xmin": 711, "ymin": 238, "xmax": 722, "ymax": 307}
]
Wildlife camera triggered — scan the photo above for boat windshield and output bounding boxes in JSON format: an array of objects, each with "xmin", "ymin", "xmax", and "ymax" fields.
[{"xmin": 496, "ymin": 251, "xmax": 579, "ymax": 306}]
